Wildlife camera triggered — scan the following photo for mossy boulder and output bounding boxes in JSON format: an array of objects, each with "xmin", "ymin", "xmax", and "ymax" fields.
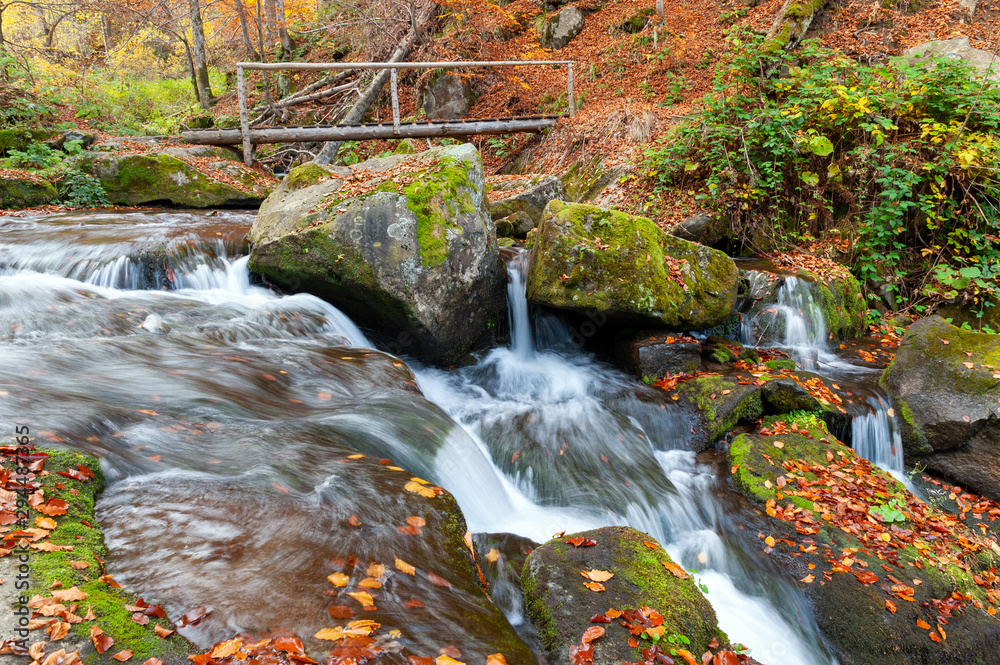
[
  {"xmin": 559, "ymin": 157, "xmax": 630, "ymax": 204},
  {"xmin": 73, "ymin": 152, "xmax": 269, "ymax": 207},
  {"xmin": 0, "ymin": 173, "xmax": 57, "ymax": 209},
  {"xmin": 881, "ymin": 315, "xmax": 1000, "ymax": 501},
  {"xmin": 761, "ymin": 377, "xmax": 823, "ymax": 414},
  {"xmin": 490, "ymin": 175, "xmax": 566, "ymax": 225},
  {"xmin": 0, "ymin": 128, "xmax": 58, "ymax": 156},
  {"xmin": 728, "ymin": 417, "xmax": 1000, "ymax": 665},
  {"xmin": 248, "ymin": 144, "xmax": 507, "ymax": 364},
  {"xmin": 617, "ymin": 7, "xmax": 656, "ymax": 33},
  {"xmin": 670, "ymin": 213, "xmax": 731, "ymax": 248},
  {"xmin": 672, "ymin": 375, "xmax": 762, "ymax": 450},
  {"xmin": 527, "ymin": 201, "xmax": 739, "ymax": 331},
  {"xmin": 615, "ymin": 331, "xmax": 701, "ymax": 382},
  {"xmin": 522, "ymin": 527, "xmax": 726, "ymax": 665}
]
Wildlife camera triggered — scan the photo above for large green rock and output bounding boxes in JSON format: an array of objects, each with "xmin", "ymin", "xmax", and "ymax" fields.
[
  {"xmin": 527, "ymin": 201, "xmax": 739, "ymax": 330},
  {"xmin": 672, "ymin": 375, "xmax": 762, "ymax": 450},
  {"xmin": 522, "ymin": 527, "xmax": 726, "ymax": 665},
  {"xmin": 728, "ymin": 415, "xmax": 1000, "ymax": 665},
  {"xmin": 881, "ymin": 315, "xmax": 1000, "ymax": 501},
  {"xmin": 73, "ymin": 152, "xmax": 269, "ymax": 207},
  {"xmin": 0, "ymin": 173, "xmax": 57, "ymax": 209},
  {"xmin": 248, "ymin": 144, "xmax": 506, "ymax": 364}
]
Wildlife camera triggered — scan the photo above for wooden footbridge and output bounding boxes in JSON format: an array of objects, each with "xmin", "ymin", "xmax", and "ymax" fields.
[{"xmin": 181, "ymin": 60, "xmax": 576, "ymax": 166}]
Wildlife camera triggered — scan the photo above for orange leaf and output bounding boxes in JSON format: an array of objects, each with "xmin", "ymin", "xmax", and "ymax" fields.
[
  {"xmin": 885, "ymin": 600, "xmax": 896, "ymax": 614},
  {"xmin": 347, "ymin": 591, "xmax": 374, "ymax": 607},
  {"xmin": 581, "ymin": 626, "xmax": 604, "ymax": 644},
  {"xmin": 580, "ymin": 569, "xmax": 614, "ymax": 582},
  {"xmin": 395, "ymin": 558, "xmax": 416, "ymax": 575},
  {"xmin": 583, "ymin": 582, "xmax": 605, "ymax": 592},
  {"xmin": 90, "ymin": 626, "xmax": 113, "ymax": 654},
  {"xmin": 486, "ymin": 655, "xmax": 507, "ymax": 665},
  {"xmin": 153, "ymin": 625, "xmax": 174, "ymax": 639},
  {"xmin": 113, "ymin": 651, "xmax": 134, "ymax": 662},
  {"xmin": 662, "ymin": 561, "xmax": 690, "ymax": 579},
  {"xmin": 328, "ymin": 572, "xmax": 349, "ymax": 587}
]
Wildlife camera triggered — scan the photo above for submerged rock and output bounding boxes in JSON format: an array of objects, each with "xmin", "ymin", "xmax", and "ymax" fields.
[
  {"xmin": 73, "ymin": 151, "xmax": 271, "ymax": 207},
  {"xmin": 248, "ymin": 144, "xmax": 507, "ymax": 364},
  {"xmin": 0, "ymin": 172, "xmax": 57, "ymax": 209},
  {"xmin": 881, "ymin": 315, "xmax": 1000, "ymax": 501},
  {"xmin": 527, "ymin": 201, "xmax": 738, "ymax": 331},
  {"xmin": 728, "ymin": 414, "xmax": 1000, "ymax": 665},
  {"xmin": 522, "ymin": 526, "xmax": 726, "ymax": 665},
  {"xmin": 97, "ymin": 451, "xmax": 536, "ymax": 663}
]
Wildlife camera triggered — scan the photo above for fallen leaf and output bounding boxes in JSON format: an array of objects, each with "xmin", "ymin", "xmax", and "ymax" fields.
[
  {"xmin": 29, "ymin": 642, "xmax": 45, "ymax": 660},
  {"xmin": 406, "ymin": 516, "xmax": 427, "ymax": 528},
  {"xmin": 917, "ymin": 619, "xmax": 932, "ymax": 630},
  {"xmin": 90, "ymin": 626, "xmax": 113, "ymax": 654},
  {"xmin": 347, "ymin": 591, "xmax": 374, "ymax": 607},
  {"xmin": 486, "ymin": 655, "xmax": 507, "ymax": 665},
  {"xmin": 153, "ymin": 625, "xmax": 174, "ymax": 639},
  {"xmin": 885, "ymin": 600, "xmax": 897, "ymax": 614},
  {"xmin": 581, "ymin": 626, "xmax": 604, "ymax": 644},
  {"xmin": 328, "ymin": 572, "xmax": 349, "ymax": 587},
  {"xmin": 112, "ymin": 651, "xmax": 134, "ymax": 662},
  {"xmin": 801, "ymin": 575, "xmax": 815, "ymax": 583},
  {"xmin": 314, "ymin": 627, "xmax": 344, "ymax": 641},
  {"xmin": 395, "ymin": 558, "xmax": 416, "ymax": 575},
  {"xmin": 580, "ymin": 569, "xmax": 614, "ymax": 582},
  {"xmin": 68, "ymin": 561, "xmax": 90, "ymax": 570},
  {"xmin": 428, "ymin": 572, "xmax": 453, "ymax": 587},
  {"xmin": 662, "ymin": 561, "xmax": 690, "ymax": 579},
  {"xmin": 582, "ymin": 582, "xmax": 605, "ymax": 592},
  {"xmin": 435, "ymin": 656, "xmax": 465, "ymax": 665}
]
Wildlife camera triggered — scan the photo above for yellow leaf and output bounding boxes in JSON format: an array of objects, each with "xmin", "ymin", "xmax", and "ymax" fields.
[
  {"xmin": 801, "ymin": 574, "xmax": 815, "ymax": 583},
  {"xmin": 314, "ymin": 627, "xmax": 344, "ymax": 641},
  {"xmin": 582, "ymin": 581, "xmax": 605, "ymax": 592},
  {"xmin": 661, "ymin": 561, "xmax": 690, "ymax": 579},
  {"xmin": 358, "ymin": 577, "xmax": 381, "ymax": 589},
  {"xmin": 327, "ymin": 572, "xmax": 349, "ymax": 587},
  {"xmin": 35, "ymin": 517, "xmax": 57, "ymax": 530},
  {"xmin": 366, "ymin": 563, "xmax": 386, "ymax": 578},
  {"xmin": 347, "ymin": 591, "xmax": 374, "ymax": 607},
  {"xmin": 395, "ymin": 558, "xmax": 416, "ymax": 575},
  {"xmin": 404, "ymin": 481, "xmax": 436, "ymax": 498},
  {"xmin": 210, "ymin": 639, "xmax": 242, "ymax": 659},
  {"xmin": 436, "ymin": 657, "xmax": 466, "ymax": 665},
  {"xmin": 765, "ymin": 536, "xmax": 776, "ymax": 547},
  {"xmin": 580, "ymin": 569, "xmax": 614, "ymax": 582}
]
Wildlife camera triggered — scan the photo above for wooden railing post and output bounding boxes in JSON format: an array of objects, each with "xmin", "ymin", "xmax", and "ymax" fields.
[
  {"xmin": 390, "ymin": 68, "xmax": 400, "ymax": 135},
  {"xmin": 237, "ymin": 66, "xmax": 253, "ymax": 166}
]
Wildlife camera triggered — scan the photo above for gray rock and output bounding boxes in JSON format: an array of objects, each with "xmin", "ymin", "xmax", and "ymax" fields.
[
  {"xmin": 163, "ymin": 145, "xmax": 240, "ymax": 161},
  {"xmin": 761, "ymin": 377, "xmax": 822, "ymax": 413},
  {"xmin": 617, "ymin": 331, "xmax": 701, "ymax": 381},
  {"xmin": 671, "ymin": 213, "xmax": 730, "ymax": 247},
  {"xmin": 490, "ymin": 174, "xmax": 566, "ymax": 224},
  {"xmin": 248, "ymin": 144, "xmax": 507, "ymax": 364},
  {"xmin": 538, "ymin": 6, "xmax": 585, "ymax": 50},
  {"xmin": 73, "ymin": 152, "xmax": 270, "ymax": 207},
  {"xmin": 495, "ymin": 211, "xmax": 535, "ymax": 239},
  {"xmin": 903, "ymin": 36, "xmax": 999, "ymax": 80},
  {"xmin": 881, "ymin": 315, "xmax": 1000, "ymax": 500},
  {"xmin": 422, "ymin": 70, "xmax": 477, "ymax": 120},
  {"xmin": 55, "ymin": 130, "xmax": 97, "ymax": 151}
]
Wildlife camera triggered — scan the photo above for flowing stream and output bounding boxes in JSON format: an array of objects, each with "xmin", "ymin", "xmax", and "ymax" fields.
[{"xmin": 0, "ymin": 212, "xmax": 850, "ymax": 664}]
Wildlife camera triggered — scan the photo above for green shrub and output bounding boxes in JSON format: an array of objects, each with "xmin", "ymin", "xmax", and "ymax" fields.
[{"xmin": 644, "ymin": 32, "xmax": 1000, "ymax": 310}]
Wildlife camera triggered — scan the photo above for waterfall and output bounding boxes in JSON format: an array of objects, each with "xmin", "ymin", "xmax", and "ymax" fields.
[
  {"xmin": 505, "ymin": 249, "xmax": 534, "ymax": 360},
  {"xmin": 852, "ymin": 397, "xmax": 908, "ymax": 484}
]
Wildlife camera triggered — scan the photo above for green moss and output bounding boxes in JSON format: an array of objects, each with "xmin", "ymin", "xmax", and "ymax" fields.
[
  {"xmin": 27, "ymin": 450, "xmax": 191, "ymax": 664},
  {"xmin": 402, "ymin": 156, "xmax": 473, "ymax": 269},
  {"xmin": 284, "ymin": 163, "xmax": 330, "ymax": 191},
  {"xmin": 677, "ymin": 377, "xmax": 763, "ymax": 440},
  {"xmin": 764, "ymin": 359, "xmax": 797, "ymax": 371},
  {"xmin": 0, "ymin": 175, "xmax": 57, "ymax": 209},
  {"xmin": 529, "ymin": 201, "xmax": 737, "ymax": 329}
]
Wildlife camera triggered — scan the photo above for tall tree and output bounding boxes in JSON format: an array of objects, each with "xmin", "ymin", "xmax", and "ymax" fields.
[{"xmin": 189, "ymin": 0, "xmax": 213, "ymax": 108}]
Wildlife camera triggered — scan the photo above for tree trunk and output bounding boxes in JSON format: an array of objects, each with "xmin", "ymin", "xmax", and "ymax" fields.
[
  {"xmin": 275, "ymin": 0, "xmax": 293, "ymax": 57},
  {"xmin": 190, "ymin": 0, "xmax": 214, "ymax": 108},
  {"xmin": 263, "ymin": 0, "xmax": 277, "ymax": 44},
  {"xmin": 179, "ymin": 37, "xmax": 200, "ymax": 104},
  {"xmin": 234, "ymin": 0, "xmax": 260, "ymax": 59},
  {"xmin": 764, "ymin": 0, "xmax": 828, "ymax": 53},
  {"xmin": 313, "ymin": 4, "xmax": 435, "ymax": 165}
]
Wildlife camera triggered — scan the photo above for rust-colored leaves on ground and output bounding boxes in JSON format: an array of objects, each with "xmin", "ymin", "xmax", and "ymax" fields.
[
  {"xmin": 90, "ymin": 626, "xmax": 113, "ymax": 654},
  {"xmin": 661, "ymin": 561, "xmax": 689, "ymax": 579},
  {"xmin": 580, "ymin": 569, "xmax": 614, "ymax": 582},
  {"xmin": 565, "ymin": 536, "xmax": 597, "ymax": 547}
]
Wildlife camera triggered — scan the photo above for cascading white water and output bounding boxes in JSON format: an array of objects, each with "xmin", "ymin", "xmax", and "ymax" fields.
[
  {"xmin": 852, "ymin": 397, "xmax": 907, "ymax": 483},
  {"xmin": 505, "ymin": 249, "xmax": 534, "ymax": 361},
  {"xmin": 414, "ymin": 255, "xmax": 837, "ymax": 665},
  {"xmin": 741, "ymin": 270, "xmax": 908, "ymax": 485}
]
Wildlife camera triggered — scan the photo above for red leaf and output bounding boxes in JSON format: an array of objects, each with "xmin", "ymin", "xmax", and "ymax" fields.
[
  {"xmin": 581, "ymin": 626, "xmax": 604, "ymax": 644},
  {"xmin": 569, "ymin": 643, "xmax": 594, "ymax": 665},
  {"xmin": 179, "ymin": 607, "xmax": 210, "ymax": 627},
  {"xmin": 588, "ymin": 614, "xmax": 612, "ymax": 623},
  {"xmin": 273, "ymin": 636, "xmax": 305, "ymax": 654},
  {"xmin": 131, "ymin": 613, "xmax": 149, "ymax": 626},
  {"xmin": 565, "ymin": 537, "xmax": 597, "ymax": 548},
  {"xmin": 427, "ymin": 572, "xmax": 453, "ymax": 587}
]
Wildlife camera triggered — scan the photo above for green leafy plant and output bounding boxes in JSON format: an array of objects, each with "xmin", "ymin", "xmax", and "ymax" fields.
[
  {"xmin": 643, "ymin": 32, "xmax": 1000, "ymax": 312},
  {"xmin": 58, "ymin": 171, "xmax": 110, "ymax": 208},
  {"xmin": 871, "ymin": 497, "xmax": 907, "ymax": 523}
]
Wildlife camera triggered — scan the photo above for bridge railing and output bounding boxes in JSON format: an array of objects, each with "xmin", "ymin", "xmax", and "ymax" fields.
[{"xmin": 234, "ymin": 59, "xmax": 575, "ymax": 166}]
